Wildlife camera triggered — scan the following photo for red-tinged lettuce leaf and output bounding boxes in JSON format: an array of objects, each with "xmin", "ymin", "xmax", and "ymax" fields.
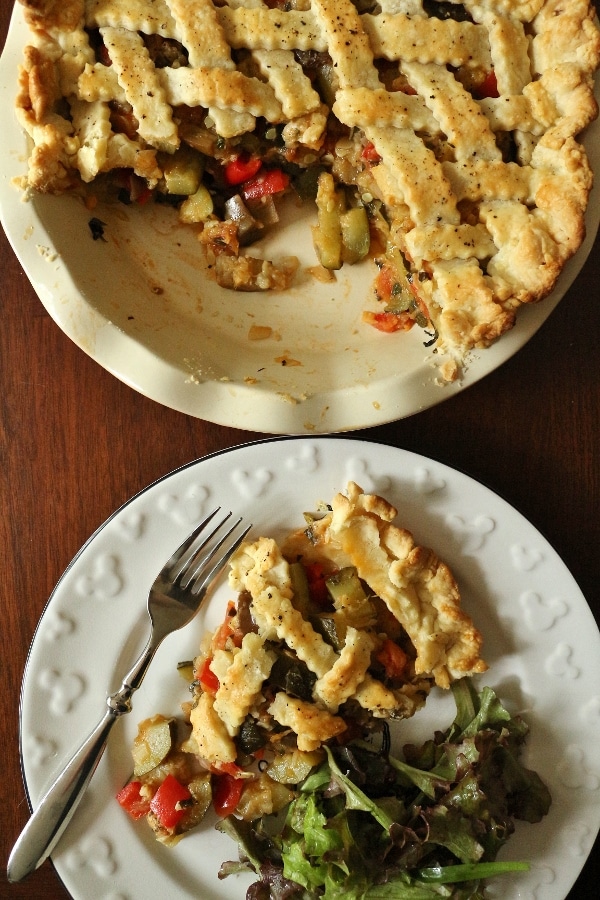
[{"xmin": 419, "ymin": 804, "xmax": 485, "ymax": 863}]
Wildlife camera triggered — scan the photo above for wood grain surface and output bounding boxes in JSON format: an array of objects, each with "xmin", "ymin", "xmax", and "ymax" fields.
[{"xmin": 1, "ymin": 1, "xmax": 598, "ymax": 897}]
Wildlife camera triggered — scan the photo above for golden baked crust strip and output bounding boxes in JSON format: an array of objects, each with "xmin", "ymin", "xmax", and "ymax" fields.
[
  {"xmin": 366, "ymin": 126, "xmax": 461, "ymax": 227},
  {"xmin": 362, "ymin": 11, "xmax": 492, "ymax": 69},
  {"xmin": 401, "ymin": 60, "xmax": 501, "ymax": 162},
  {"xmin": 78, "ymin": 61, "xmax": 286, "ymax": 122},
  {"xmin": 166, "ymin": 0, "xmax": 255, "ymax": 138},
  {"xmin": 85, "ymin": 1, "xmax": 493, "ymax": 68},
  {"xmin": 100, "ymin": 26, "xmax": 178, "ymax": 152},
  {"xmin": 333, "ymin": 87, "xmax": 440, "ymax": 134}
]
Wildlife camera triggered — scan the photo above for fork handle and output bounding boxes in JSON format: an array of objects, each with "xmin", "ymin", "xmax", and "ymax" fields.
[{"xmin": 7, "ymin": 636, "xmax": 160, "ymax": 883}]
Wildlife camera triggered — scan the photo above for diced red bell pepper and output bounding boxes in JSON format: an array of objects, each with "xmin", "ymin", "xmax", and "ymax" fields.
[
  {"xmin": 241, "ymin": 168, "xmax": 290, "ymax": 201},
  {"xmin": 363, "ymin": 310, "xmax": 415, "ymax": 333},
  {"xmin": 224, "ymin": 154, "xmax": 263, "ymax": 185},
  {"xmin": 212, "ymin": 771, "xmax": 245, "ymax": 817},
  {"xmin": 303, "ymin": 561, "xmax": 330, "ymax": 606},
  {"xmin": 473, "ymin": 71, "xmax": 499, "ymax": 100},
  {"xmin": 212, "ymin": 761, "xmax": 244, "ymax": 778},
  {"xmin": 376, "ymin": 638, "xmax": 408, "ymax": 679},
  {"xmin": 149, "ymin": 774, "xmax": 192, "ymax": 830},
  {"xmin": 361, "ymin": 142, "xmax": 381, "ymax": 163},
  {"xmin": 198, "ymin": 656, "xmax": 220, "ymax": 694},
  {"xmin": 116, "ymin": 781, "xmax": 151, "ymax": 820}
]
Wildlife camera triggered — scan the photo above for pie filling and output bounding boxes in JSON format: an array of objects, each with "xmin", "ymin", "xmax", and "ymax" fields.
[{"xmin": 14, "ymin": 0, "xmax": 600, "ymax": 378}]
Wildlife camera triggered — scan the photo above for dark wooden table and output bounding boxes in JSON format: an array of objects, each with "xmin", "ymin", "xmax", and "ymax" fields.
[{"xmin": 1, "ymin": 3, "xmax": 598, "ymax": 898}]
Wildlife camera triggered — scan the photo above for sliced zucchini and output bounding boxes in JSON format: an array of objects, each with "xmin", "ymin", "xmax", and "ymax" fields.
[
  {"xmin": 269, "ymin": 653, "xmax": 316, "ymax": 701},
  {"xmin": 341, "ymin": 205, "xmax": 370, "ymax": 264},
  {"xmin": 132, "ymin": 714, "xmax": 175, "ymax": 776},
  {"xmin": 162, "ymin": 146, "xmax": 205, "ymax": 195},
  {"xmin": 267, "ymin": 749, "xmax": 323, "ymax": 785},
  {"xmin": 180, "ymin": 773, "xmax": 212, "ymax": 831},
  {"xmin": 289, "ymin": 561, "xmax": 311, "ymax": 616},
  {"xmin": 325, "ymin": 566, "xmax": 368, "ymax": 606},
  {"xmin": 312, "ymin": 171, "xmax": 344, "ymax": 270}
]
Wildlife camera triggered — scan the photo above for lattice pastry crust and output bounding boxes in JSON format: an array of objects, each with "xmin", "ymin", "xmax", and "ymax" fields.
[{"xmin": 15, "ymin": 0, "xmax": 600, "ymax": 377}]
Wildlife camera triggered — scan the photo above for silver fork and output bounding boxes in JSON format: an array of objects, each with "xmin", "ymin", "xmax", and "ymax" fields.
[{"xmin": 7, "ymin": 509, "xmax": 251, "ymax": 883}]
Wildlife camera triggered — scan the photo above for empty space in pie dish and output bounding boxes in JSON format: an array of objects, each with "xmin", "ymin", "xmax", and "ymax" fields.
[{"xmin": 21, "ymin": 187, "xmax": 449, "ymax": 426}]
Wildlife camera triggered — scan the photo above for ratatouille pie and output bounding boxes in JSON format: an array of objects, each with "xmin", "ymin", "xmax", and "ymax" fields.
[{"xmin": 14, "ymin": 0, "xmax": 600, "ymax": 378}]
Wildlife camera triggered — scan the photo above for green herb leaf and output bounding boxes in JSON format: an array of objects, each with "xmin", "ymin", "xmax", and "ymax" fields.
[{"xmin": 416, "ymin": 861, "xmax": 530, "ymax": 884}]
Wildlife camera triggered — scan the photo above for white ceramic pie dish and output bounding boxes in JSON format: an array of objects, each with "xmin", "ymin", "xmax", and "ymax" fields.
[{"xmin": 1, "ymin": 6, "xmax": 599, "ymax": 434}]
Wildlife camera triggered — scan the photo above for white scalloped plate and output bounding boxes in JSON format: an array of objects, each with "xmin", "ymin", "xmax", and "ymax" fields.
[
  {"xmin": 1, "ymin": 8, "xmax": 600, "ymax": 433},
  {"xmin": 18, "ymin": 438, "xmax": 600, "ymax": 899}
]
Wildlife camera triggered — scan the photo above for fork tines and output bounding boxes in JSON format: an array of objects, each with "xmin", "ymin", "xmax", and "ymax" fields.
[{"xmin": 170, "ymin": 510, "xmax": 251, "ymax": 594}]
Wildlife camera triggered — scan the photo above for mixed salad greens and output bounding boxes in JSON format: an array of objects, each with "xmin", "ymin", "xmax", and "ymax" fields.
[{"xmin": 216, "ymin": 679, "xmax": 551, "ymax": 899}]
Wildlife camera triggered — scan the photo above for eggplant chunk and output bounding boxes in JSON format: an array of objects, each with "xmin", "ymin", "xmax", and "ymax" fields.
[{"xmin": 224, "ymin": 194, "xmax": 264, "ymax": 245}]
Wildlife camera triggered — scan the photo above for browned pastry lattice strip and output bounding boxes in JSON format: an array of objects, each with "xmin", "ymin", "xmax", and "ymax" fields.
[
  {"xmin": 84, "ymin": 3, "xmax": 494, "ymax": 69},
  {"xmin": 78, "ymin": 60, "xmax": 287, "ymax": 123},
  {"xmin": 167, "ymin": 0, "xmax": 255, "ymax": 139}
]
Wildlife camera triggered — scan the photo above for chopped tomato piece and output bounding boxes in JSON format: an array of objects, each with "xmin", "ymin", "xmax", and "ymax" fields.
[
  {"xmin": 224, "ymin": 154, "xmax": 263, "ymax": 186},
  {"xmin": 197, "ymin": 657, "xmax": 220, "ymax": 694},
  {"xmin": 374, "ymin": 264, "xmax": 395, "ymax": 303},
  {"xmin": 135, "ymin": 185, "xmax": 153, "ymax": 205},
  {"xmin": 363, "ymin": 310, "xmax": 415, "ymax": 333},
  {"xmin": 372, "ymin": 262, "xmax": 430, "ymax": 326},
  {"xmin": 212, "ymin": 600, "xmax": 245, "ymax": 649},
  {"xmin": 116, "ymin": 781, "xmax": 151, "ymax": 820},
  {"xmin": 213, "ymin": 600, "xmax": 236, "ymax": 649},
  {"xmin": 304, "ymin": 561, "xmax": 330, "ymax": 606},
  {"xmin": 473, "ymin": 71, "xmax": 499, "ymax": 99},
  {"xmin": 212, "ymin": 761, "xmax": 244, "ymax": 778},
  {"xmin": 361, "ymin": 142, "xmax": 381, "ymax": 163},
  {"xmin": 149, "ymin": 774, "xmax": 192, "ymax": 830},
  {"xmin": 241, "ymin": 168, "xmax": 290, "ymax": 201},
  {"xmin": 376, "ymin": 638, "xmax": 408, "ymax": 680},
  {"xmin": 212, "ymin": 771, "xmax": 244, "ymax": 817}
]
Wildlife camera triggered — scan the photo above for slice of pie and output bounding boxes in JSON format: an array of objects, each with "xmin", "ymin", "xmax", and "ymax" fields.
[
  {"xmin": 14, "ymin": 0, "xmax": 600, "ymax": 378},
  {"xmin": 117, "ymin": 481, "xmax": 487, "ymax": 844}
]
